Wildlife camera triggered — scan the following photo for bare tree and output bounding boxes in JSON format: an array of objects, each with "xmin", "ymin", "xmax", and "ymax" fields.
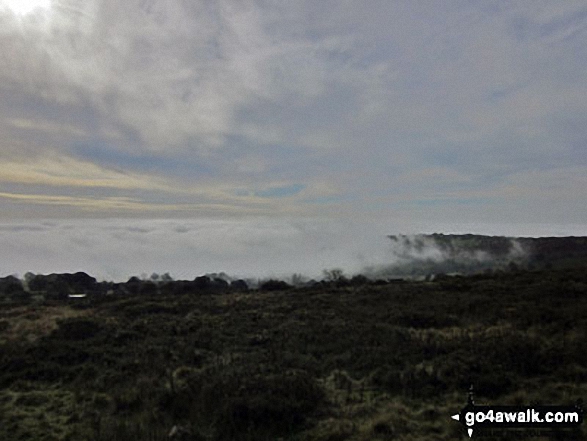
[{"xmin": 323, "ymin": 268, "xmax": 345, "ymax": 282}]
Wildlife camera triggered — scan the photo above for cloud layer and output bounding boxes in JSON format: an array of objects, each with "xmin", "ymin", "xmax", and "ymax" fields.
[
  {"xmin": 0, "ymin": 218, "xmax": 399, "ymax": 281},
  {"xmin": 1, "ymin": 218, "xmax": 586, "ymax": 282},
  {"xmin": 1, "ymin": 1, "xmax": 586, "ymax": 229}
]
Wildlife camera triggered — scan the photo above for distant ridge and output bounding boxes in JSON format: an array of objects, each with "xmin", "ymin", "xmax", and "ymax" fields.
[{"xmin": 378, "ymin": 234, "xmax": 587, "ymax": 277}]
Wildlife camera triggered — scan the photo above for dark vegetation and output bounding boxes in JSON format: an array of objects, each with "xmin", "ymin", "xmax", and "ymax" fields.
[
  {"xmin": 382, "ymin": 234, "xmax": 587, "ymax": 277},
  {"xmin": 0, "ymin": 235, "xmax": 586, "ymax": 440}
]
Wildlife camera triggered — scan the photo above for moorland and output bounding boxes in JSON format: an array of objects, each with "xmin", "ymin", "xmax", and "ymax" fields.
[{"xmin": 0, "ymin": 235, "xmax": 586, "ymax": 440}]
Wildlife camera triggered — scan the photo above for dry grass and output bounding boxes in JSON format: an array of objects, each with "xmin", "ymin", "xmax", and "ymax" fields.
[
  {"xmin": 406, "ymin": 322, "xmax": 515, "ymax": 342},
  {"xmin": 0, "ymin": 305, "xmax": 88, "ymax": 344}
]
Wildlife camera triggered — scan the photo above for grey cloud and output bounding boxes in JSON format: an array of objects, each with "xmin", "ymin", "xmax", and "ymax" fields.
[
  {"xmin": 0, "ymin": 218, "xmax": 401, "ymax": 281},
  {"xmin": 0, "ymin": 0, "xmax": 586, "ymax": 228},
  {"xmin": 1, "ymin": 218, "xmax": 586, "ymax": 282},
  {"xmin": 1, "ymin": 0, "xmax": 403, "ymax": 154}
]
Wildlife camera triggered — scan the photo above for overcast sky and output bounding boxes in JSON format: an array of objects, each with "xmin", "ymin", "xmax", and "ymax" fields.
[{"xmin": 1, "ymin": 0, "xmax": 586, "ymax": 280}]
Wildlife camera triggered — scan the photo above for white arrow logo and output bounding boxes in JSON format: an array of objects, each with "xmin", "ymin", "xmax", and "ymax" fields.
[{"xmin": 451, "ymin": 413, "xmax": 473, "ymax": 437}]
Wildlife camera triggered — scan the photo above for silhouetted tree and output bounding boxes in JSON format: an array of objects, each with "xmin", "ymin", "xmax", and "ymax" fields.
[
  {"xmin": 139, "ymin": 281, "xmax": 158, "ymax": 295},
  {"xmin": 350, "ymin": 274, "xmax": 369, "ymax": 286},
  {"xmin": 0, "ymin": 276, "xmax": 24, "ymax": 296},
  {"xmin": 323, "ymin": 268, "xmax": 345, "ymax": 282},
  {"xmin": 28, "ymin": 274, "xmax": 48, "ymax": 292},
  {"xmin": 230, "ymin": 279, "xmax": 249, "ymax": 292},
  {"xmin": 260, "ymin": 280, "xmax": 291, "ymax": 291},
  {"xmin": 194, "ymin": 276, "xmax": 211, "ymax": 291}
]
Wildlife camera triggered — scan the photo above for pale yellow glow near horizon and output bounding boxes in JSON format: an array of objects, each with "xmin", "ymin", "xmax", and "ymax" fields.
[{"xmin": 2, "ymin": 0, "xmax": 50, "ymax": 16}]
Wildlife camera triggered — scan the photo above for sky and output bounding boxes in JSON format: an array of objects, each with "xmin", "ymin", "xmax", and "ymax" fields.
[{"xmin": 1, "ymin": 0, "xmax": 586, "ymax": 280}]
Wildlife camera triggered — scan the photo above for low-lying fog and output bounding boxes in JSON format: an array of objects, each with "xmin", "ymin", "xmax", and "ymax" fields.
[{"xmin": 0, "ymin": 218, "xmax": 586, "ymax": 282}]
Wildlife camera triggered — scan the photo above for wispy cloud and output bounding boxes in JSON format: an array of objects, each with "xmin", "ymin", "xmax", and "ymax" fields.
[
  {"xmin": 0, "ymin": 156, "xmax": 169, "ymax": 190},
  {"xmin": 0, "ymin": 0, "xmax": 585, "ymax": 231}
]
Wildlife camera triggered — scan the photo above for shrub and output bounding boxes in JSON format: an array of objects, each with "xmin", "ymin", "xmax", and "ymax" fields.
[
  {"xmin": 217, "ymin": 372, "xmax": 325, "ymax": 438},
  {"xmin": 230, "ymin": 279, "xmax": 249, "ymax": 292},
  {"xmin": 54, "ymin": 318, "xmax": 103, "ymax": 340},
  {"xmin": 138, "ymin": 281, "xmax": 158, "ymax": 295},
  {"xmin": 259, "ymin": 279, "xmax": 292, "ymax": 291},
  {"xmin": 350, "ymin": 274, "xmax": 369, "ymax": 286}
]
